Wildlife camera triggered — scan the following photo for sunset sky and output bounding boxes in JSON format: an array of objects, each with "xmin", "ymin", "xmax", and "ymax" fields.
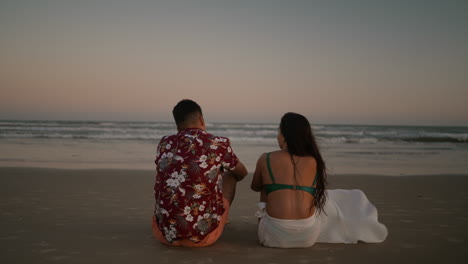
[{"xmin": 1, "ymin": 0, "xmax": 467, "ymax": 125}]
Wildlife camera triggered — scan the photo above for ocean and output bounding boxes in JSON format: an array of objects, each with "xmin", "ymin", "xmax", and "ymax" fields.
[{"xmin": 1, "ymin": 120, "xmax": 467, "ymax": 175}]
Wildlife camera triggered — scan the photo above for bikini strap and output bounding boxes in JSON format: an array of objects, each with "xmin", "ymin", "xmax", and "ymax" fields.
[
  {"xmin": 266, "ymin": 152, "xmax": 276, "ymax": 183},
  {"xmin": 312, "ymin": 172, "xmax": 318, "ymax": 186}
]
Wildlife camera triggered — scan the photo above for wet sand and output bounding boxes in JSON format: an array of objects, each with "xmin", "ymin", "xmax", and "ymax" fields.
[{"xmin": 1, "ymin": 167, "xmax": 467, "ymax": 263}]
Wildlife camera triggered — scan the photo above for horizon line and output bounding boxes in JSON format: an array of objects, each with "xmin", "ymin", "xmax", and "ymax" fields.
[{"xmin": 1, "ymin": 118, "xmax": 467, "ymax": 128}]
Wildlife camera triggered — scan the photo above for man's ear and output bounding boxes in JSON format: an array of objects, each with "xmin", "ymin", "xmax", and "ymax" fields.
[{"xmin": 199, "ymin": 115, "xmax": 206, "ymax": 130}]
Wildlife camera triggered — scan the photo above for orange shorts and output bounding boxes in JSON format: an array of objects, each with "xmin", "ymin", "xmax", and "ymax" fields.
[{"xmin": 152, "ymin": 198, "xmax": 230, "ymax": 247}]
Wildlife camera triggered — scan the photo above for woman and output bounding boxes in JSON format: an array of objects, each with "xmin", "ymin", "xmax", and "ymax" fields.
[{"xmin": 251, "ymin": 112, "xmax": 387, "ymax": 248}]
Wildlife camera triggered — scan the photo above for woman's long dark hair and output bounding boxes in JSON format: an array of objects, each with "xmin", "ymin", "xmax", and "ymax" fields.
[{"xmin": 279, "ymin": 112, "xmax": 327, "ymax": 213}]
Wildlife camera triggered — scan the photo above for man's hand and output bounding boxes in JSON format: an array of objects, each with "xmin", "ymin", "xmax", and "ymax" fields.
[{"xmin": 231, "ymin": 161, "xmax": 248, "ymax": 181}]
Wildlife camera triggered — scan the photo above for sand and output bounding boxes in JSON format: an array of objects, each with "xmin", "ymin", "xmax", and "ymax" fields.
[{"xmin": 1, "ymin": 167, "xmax": 467, "ymax": 264}]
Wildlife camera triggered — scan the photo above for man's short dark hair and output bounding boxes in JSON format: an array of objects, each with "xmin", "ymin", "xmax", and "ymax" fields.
[{"xmin": 172, "ymin": 99, "xmax": 203, "ymax": 125}]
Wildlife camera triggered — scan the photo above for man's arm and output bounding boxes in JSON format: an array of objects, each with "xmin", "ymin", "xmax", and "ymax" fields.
[{"xmin": 230, "ymin": 161, "xmax": 248, "ymax": 181}]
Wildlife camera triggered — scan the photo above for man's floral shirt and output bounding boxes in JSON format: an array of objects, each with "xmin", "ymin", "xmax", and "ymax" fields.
[{"xmin": 154, "ymin": 128, "xmax": 239, "ymax": 243}]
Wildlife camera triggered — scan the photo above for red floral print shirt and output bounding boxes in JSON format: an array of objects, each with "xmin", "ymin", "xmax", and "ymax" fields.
[{"xmin": 154, "ymin": 128, "xmax": 239, "ymax": 243}]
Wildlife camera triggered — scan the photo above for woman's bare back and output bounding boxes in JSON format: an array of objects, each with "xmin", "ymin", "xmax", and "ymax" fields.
[{"xmin": 262, "ymin": 150, "xmax": 317, "ymax": 219}]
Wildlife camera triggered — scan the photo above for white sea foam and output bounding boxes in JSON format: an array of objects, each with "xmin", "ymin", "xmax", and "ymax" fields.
[
  {"xmin": 1, "ymin": 121, "xmax": 468, "ymax": 174},
  {"xmin": 1, "ymin": 121, "xmax": 467, "ymax": 144}
]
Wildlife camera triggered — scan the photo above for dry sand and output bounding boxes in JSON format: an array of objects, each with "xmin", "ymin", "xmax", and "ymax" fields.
[{"xmin": 1, "ymin": 167, "xmax": 467, "ymax": 264}]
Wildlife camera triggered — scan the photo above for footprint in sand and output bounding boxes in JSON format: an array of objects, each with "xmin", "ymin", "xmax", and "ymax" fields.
[
  {"xmin": 0, "ymin": 235, "xmax": 19, "ymax": 240},
  {"xmin": 441, "ymin": 211, "xmax": 454, "ymax": 215},
  {"xmin": 446, "ymin": 237, "xmax": 464, "ymax": 243},
  {"xmin": 40, "ymin": 248, "xmax": 58, "ymax": 254},
  {"xmin": 400, "ymin": 243, "xmax": 422, "ymax": 249},
  {"xmin": 47, "ymin": 256, "xmax": 70, "ymax": 261},
  {"xmin": 400, "ymin": 219, "xmax": 415, "ymax": 223},
  {"xmin": 395, "ymin": 209, "xmax": 410, "ymax": 212},
  {"xmin": 2, "ymin": 212, "xmax": 15, "ymax": 216},
  {"xmin": 33, "ymin": 241, "xmax": 50, "ymax": 247}
]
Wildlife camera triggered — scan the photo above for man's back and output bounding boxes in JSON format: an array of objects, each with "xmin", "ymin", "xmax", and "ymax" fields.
[{"xmin": 154, "ymin": 128, "xmax": 239, "ymax": 243}]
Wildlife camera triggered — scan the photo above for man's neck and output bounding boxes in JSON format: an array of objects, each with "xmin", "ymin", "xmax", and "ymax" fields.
[{"xmin": 177, "ymin": 125, "xmax": 204, "ymax": 132}]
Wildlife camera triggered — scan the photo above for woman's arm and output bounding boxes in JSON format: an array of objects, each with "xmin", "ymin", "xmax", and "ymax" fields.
[{"xmin": 251, "ymin": 153, "xmax": 266, "ymax": 192}]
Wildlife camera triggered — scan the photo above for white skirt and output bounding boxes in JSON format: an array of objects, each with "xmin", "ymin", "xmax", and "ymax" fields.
[{"xmin": 256, "ymin": 189, "xmax": 388, "ymax": 248}]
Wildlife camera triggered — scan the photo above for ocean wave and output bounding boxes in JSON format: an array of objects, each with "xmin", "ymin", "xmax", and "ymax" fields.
[
  {"xmin": 319, "ymin": 137, "xmax": 379, "ymax": 144},
  {"xmin": 229, "ymin": 137, "xmax": 276, "ymax": 144},
  {"xmin": 210, "ymin": 129, "xmax": 277, "ymax": 138},
  {"xmin": 399, "ymin": 137, "xmax": 468, "ymax": 144},
  {"xmin": 343, "ymin": 151, "xmax": 440, "ymax": 156},
  {"xmin": 320, "ymin": 135, "xmax": 468, "ymax": 144},
  {"xmin": 1, "ymin": 121, "xmax": 467, "ymax": 145},
  {"xmin": 2, "ymin": 133, "xmax": 467, "ymax": 144},
  {"xmin": 0, "ymin": 133, "xmax": 164, "ymax": 141}
]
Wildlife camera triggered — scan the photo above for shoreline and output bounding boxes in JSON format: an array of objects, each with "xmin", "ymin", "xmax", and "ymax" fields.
[
  {"xmin": 1, "ymin": 167, "xmax": 467, "ymax": 263},
  {"xmin": 1, "ymin": 165, "xmax": 468, "ymax": 177}
]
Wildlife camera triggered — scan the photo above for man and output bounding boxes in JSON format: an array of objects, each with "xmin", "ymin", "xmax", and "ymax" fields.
[{"xmin": 152, "ymin": 99, "xmax": 248, "ymax": 247}]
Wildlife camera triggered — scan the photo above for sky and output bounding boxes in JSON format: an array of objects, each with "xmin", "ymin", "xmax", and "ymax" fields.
[{"xmin": 1, "ymin": 0, "xmax": 467, "ymax": 125}]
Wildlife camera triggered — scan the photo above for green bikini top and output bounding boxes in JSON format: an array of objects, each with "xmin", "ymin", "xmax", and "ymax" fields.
[{"xmin": 263, "ymin": 152, "xmax": 317, "ymax": 196}]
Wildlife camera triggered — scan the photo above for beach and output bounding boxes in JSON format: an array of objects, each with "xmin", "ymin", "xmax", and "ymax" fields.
[
  {"xmin": 2, "ymin": 0, "xmax": 467, "ymax": 262},
  {"xmin": 1, "ymin": 167, "xmax": 467, "ymax": 264}
]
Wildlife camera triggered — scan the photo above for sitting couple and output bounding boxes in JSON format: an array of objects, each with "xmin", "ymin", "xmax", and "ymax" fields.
[{"xmin": 152, "ymin": 99, "xmax": 388, "ymax": 248}]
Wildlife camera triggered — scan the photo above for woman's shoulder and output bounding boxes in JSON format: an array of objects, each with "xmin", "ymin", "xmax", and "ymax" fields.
[
  {"xmin": 268, "ymin": 150, "xmax": 293, "ymax": 164},
  {"xmin": 297, "ymin": 155, "xmax": 317, "ymax": 166},
  {"xmin": 269, "ymin": 150, "xmax": 287, "ymax": 156},
  {"xmin": 256, "ymin": 150, "xmax": 284, "ymax": 164},
  {"xmin": 273, "ymin": 151, "xmax": 317, "ymax": 166}
]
